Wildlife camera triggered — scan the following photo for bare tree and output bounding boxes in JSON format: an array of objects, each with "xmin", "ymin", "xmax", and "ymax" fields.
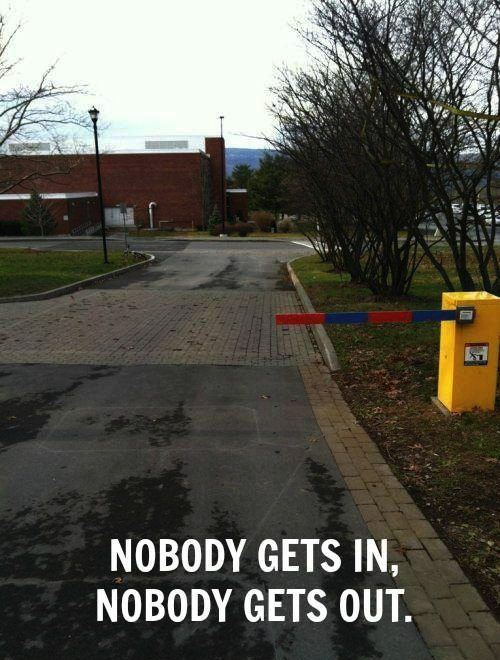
[
  {"xmin": 0, "ymin": 15, "xmax": 85, "ymax": 194},
  {"xmin": 298, "ymin": 0, "xmax": 500, "ymax": 293},
  {"xmin": 271, "ymin": 55, "xmax": 433, "ymax": 295}
]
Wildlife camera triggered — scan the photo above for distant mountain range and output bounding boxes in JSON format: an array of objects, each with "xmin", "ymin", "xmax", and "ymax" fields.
[{"xmin": 226, "ymin": 148, "xmax": 276, "ymax": 174}]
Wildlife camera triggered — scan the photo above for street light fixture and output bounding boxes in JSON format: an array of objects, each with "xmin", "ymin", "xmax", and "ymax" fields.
[
  {"xmin": 88, "ymin": 106, "xmax": 108, "ymax": 264},
  {"xmin": 88, "ymin": 106, "xmax": 99, "ymax": 123},
  {"xmin": 219, "ymin": 115, "xmax": 226, "ymax": 235}
]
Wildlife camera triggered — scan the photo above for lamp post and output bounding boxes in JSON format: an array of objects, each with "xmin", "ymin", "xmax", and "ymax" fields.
[
  {"xmin": 219, "ymin": 115, "xmax": 226, "ymax": 235},
  {"xmin": 88, "ymin": 106, "xmax": 108, "ymax": 264}
]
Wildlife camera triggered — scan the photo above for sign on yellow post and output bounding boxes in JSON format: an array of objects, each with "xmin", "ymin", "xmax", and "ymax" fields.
[{"xmin": 438, "ymin": 292, "xmax": 500, "ymax": 413}]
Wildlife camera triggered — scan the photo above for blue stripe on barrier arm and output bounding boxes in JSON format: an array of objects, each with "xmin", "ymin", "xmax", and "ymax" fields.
[
  {"xmin": 412, "ymin": 310, "xmax": 457, "ymax": 323},
  {"xmin": 325, "ymin": 312, "xmax": 368, "ymax": 324}
]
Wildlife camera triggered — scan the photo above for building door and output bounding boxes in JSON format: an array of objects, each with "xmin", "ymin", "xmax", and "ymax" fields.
[{"xmin": 104, "ymin": 207, "xmax": 135, "ymax": 227}]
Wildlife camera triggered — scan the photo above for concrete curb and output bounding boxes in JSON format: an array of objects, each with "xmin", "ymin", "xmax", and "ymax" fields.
[
  {"xmin": 0, "ymin": 252, "xmax": 155, "ymax": 304},
  {"xmin": 287, "ymin": 259, "xmax": 341, "ymax": 372}
]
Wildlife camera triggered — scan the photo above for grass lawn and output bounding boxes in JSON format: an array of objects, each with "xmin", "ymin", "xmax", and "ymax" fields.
[
  {"xmin": 0, "ymin": 249, "xmax": 142, "ymax": 297},
  {"xmin": 293, "ymin": 252, "xmax": 499, "ymax": 615}
]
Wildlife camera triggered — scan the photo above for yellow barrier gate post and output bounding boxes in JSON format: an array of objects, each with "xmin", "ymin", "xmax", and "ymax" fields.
[{"xmin": 437, "ymin": 292, "xmax": 500, "ymax": 413}]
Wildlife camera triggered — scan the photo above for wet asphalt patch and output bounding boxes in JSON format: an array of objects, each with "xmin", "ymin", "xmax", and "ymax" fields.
[{"xmin": 196, "ymin": 258, "xmax": 241, "ymax": 290}]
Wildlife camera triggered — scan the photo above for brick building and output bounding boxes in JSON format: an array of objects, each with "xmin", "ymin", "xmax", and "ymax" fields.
[{"xmin": 0, "ymin": 137, "xmax": 248, "ymax": 235}]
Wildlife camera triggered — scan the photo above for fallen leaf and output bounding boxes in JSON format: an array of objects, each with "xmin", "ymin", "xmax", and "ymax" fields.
[{"xmin": 391, "ymin": 543, "xmax": 408, "ymax": 555}]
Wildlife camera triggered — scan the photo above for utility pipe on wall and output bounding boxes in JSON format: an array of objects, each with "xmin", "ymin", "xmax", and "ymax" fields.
[{"xmin": 148, "ymin": 202, "xmax": 157, "ymax": 229}]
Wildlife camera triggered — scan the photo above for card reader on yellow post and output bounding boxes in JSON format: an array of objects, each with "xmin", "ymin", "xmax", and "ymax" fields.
[{"xmin": 437, "ymin": 292, "xmax": 500, "ymax": 413}]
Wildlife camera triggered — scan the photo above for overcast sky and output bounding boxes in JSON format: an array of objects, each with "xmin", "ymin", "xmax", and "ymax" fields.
[{"xmin": 5, "ymin": 0, "xmax": 309, "ymax": 148}]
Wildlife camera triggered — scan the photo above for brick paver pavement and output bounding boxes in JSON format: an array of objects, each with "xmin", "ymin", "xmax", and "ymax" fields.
[
  {"xmin": 299, "ymin": 362, "xmax": 500, "ymax": 660},
  {"xmin": 0, "ymin": 289, "xmax": 317, "ymax": 367}
]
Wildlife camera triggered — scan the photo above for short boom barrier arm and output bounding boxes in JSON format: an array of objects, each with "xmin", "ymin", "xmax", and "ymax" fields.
[{"xmin": 275, "ymin": 293, "xmax": 500, "ymax": 414}]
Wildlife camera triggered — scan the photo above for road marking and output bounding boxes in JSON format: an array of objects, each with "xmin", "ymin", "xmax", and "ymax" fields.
[{"xmin": 291, "ymin": 240, "xmax": 314, "ymax": 249}]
